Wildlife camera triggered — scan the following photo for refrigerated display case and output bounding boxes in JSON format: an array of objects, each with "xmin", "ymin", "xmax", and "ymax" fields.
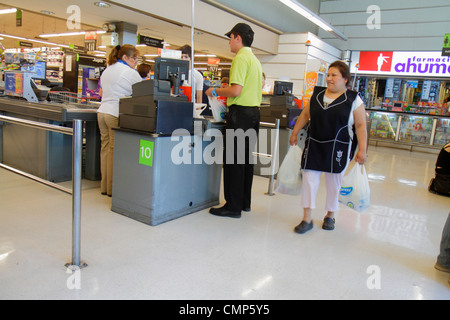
[{"xmin": 367, "ymin": 110, "xmax": 450, "ymax": 151}]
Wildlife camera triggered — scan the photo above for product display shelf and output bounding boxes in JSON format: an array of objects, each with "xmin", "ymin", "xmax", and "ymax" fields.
[{"xmin": 367, "ymin": 109, "xmax": 450, "ymax": 152}]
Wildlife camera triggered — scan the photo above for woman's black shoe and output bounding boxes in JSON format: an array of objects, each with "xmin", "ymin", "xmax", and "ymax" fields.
[{"xmin": 294, "ymin": 220, "xmax": 313, "ymax": 234}]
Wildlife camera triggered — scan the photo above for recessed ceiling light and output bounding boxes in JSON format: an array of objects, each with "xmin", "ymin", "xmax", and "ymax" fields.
[
  {"xmin": 40, "ymin": 10, "xmax": 55, "ymax": 15},
  {"xmin": 94, "ymin": 2, "xmax": 111, "ymax": 8}
]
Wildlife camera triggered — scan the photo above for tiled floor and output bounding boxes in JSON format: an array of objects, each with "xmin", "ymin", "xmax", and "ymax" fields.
[{"xmin": 0, "ymin": 146, "xmax": 449, "ymax": 300}]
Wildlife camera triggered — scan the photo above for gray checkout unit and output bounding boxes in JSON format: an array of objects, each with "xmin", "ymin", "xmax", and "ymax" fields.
[
  {"xmin": 256, "ymin": 94, "xmax": 306, "ymax": 177},
  {"xmin": 111, "ymin": 74, "xmax": 223, "ymax": 226},
  {"xmin": 0, "ymin": 78, "xmax": 100, "ymax": 182}
]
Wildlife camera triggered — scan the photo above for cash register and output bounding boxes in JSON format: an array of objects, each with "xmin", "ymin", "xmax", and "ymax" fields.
[
  {"xmin": 118, "ymin": 57, "xmax": 193, "ymax": 134},
  {"xmin": 260, "ymin": 80, "xmax": 301, "ymax": 128}
]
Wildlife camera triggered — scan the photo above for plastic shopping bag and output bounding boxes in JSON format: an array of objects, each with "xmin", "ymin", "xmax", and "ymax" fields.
[
  {"xmin": 208, "ymin": 96, "xmax": 227, "ymax": 122},
  {"xmin": 339, "ymin": 163, "xmax": 370, "ymax": 212},
  {"xmin": 274, "ymin": 145, "xmax": 303, "ymax": 195}
]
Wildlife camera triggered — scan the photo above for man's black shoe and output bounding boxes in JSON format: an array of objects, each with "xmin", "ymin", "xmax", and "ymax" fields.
[{"xmin": 209, "ymin": 206, "xmax": 241, "ymax": 218}]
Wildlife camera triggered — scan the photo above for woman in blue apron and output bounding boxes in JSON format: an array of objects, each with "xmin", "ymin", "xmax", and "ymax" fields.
[{"xmin": 289, "ymin": 61, "xmax": 367, "ymax": 234}]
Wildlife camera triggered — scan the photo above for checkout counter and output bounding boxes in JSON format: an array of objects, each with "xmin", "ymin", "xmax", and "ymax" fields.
[
  {"xmin": 255, "ymin": 93, "xmax": 305, "ymax": 177},
  {"xmin": 111, "ymin": 63, "xmax": 224, "ymax": 226},
  {"xmin": 0, "ymin": 71, "xmax": 101, "ymax": 182}
]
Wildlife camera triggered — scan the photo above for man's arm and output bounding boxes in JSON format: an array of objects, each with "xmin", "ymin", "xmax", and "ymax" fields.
[{"xmin": 205, "ymin": 84, "xmax": 242, "ymax": 98}]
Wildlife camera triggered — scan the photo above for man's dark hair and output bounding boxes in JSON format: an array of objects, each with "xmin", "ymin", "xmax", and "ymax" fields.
[
  {"xmin": 179, "ymin": 44, "xmax": 192, "ymax": 59},
  {"xmin": 226, "ymin": 23, "xmax": 254, "ymax": 47}
]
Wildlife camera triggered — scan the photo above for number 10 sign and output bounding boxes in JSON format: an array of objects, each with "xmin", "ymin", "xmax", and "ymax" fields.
[{"xmin": 139, "ymin": 140, "xmax": 154, "ymax": 167}]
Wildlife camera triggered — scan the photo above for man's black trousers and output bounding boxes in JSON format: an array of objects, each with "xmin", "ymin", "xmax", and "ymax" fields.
[{"xmin": 223, "ymin": 105, "xmax": 260, "ymax": 212}]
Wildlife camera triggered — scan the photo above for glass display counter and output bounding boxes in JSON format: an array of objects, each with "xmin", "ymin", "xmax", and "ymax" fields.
[
  {"xmin": 367, "ymin": 110, "xmax": 450, "ymax": 151},
  {"xmin": 434, "ymin": 118, "xmax": 450, "ymax": 146},
  {"xmin": 398, "ymin": 115, "xmax": 434, "ymax": 145},
  {"xmin": 368, "ymin": 112, "xmax": 399, "ymax": 141}
]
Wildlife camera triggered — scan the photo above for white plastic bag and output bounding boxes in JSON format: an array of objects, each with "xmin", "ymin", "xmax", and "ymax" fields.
[
  {"xmin": 339, "ymin": 163, "xmax": 370, "ymax": 212},
  {"xmin": 208, "ymin": 96, "xmax": 227, "ymax": 122},
  {"xmin": 274, "ymin": 145, "xmax": 303, "ymax": 195}
]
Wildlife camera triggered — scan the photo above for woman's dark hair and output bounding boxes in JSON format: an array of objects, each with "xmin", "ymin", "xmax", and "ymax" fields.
[
  {"xmin": 107, "ymin": 44, "xmax": 139, "ymax": 66},
  {"xmin": 328, "ymin": 60, "xmax": 351, "ymax": 85},
  {"xmin": 137, "ymin": 63, "xmax": 152, "ymax": 78}
]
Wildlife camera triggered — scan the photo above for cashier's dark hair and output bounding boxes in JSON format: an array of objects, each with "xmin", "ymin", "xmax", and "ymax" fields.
[
  {"xmin": 328, "ymin": 60, "xmax": 351, "ymax": 85},
  {"xmin": 179, "ymin": 45, "xmax": 192, "ymax": 60},
  {"xmin": 107, "ymin": 44, "xmax": 140, "ymax": 66}
]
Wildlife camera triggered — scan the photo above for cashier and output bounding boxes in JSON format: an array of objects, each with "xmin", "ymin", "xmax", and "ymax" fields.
[
  {"xmin": 97, "ymin": 44, "xmax": 142, "ymax": 197},
  {"xmin": 180, "ymin": 44, "xmax": 204, "ymax": 103},
  {"xmin": 137, "ymin": 63, "xmax": 152, "ymax": 80}
]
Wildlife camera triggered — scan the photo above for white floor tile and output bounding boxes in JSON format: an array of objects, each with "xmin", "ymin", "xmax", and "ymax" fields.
[{"xmin": 0, "ymin": 146, "xmax": 449, "ymax": 300}]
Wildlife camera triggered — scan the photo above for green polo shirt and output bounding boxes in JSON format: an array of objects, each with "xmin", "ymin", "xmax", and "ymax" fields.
[{"xmin": 228, "ymin": 47, "xmax": 262, "ymax": 107}]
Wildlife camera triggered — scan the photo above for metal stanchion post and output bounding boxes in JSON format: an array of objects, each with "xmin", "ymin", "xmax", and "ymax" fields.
[
  {"xmin": 352, "ymin": 63, "xmax": 359, "ymax": 90},
  {"xmin": 66, "ymin": 119, "xmax": 87, "ymax": 269},
  {"xmin": 265, "ymin": 119, "xmax": 280, "ymax": 196}
]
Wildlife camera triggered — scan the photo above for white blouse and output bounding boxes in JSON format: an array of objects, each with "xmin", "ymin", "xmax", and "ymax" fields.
[{"xmin": 98, "ymin": 62, "xmax": 142, "ymax": 117}]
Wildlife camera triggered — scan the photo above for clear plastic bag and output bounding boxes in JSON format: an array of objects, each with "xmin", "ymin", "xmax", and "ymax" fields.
[
  {"xmin": 274, "ymin": 145, "xmax": 303, "ymax": 195},
  {"xmin": 208, "ymin": 96, "xmax": 227, "ymax": 122},
  {"xmin": 339, "ymin": 163, "xmax": 371, "ymax": 212}
]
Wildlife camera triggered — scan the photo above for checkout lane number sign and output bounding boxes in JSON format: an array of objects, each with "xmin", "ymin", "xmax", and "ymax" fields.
[{"xmin": 139, "ymin": 140, "xmax": 154, "ymax": 167}]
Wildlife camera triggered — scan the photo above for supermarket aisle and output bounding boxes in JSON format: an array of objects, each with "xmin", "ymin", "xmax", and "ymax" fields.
[{"xmin": 0, "ymin": 146, "xmax": 449, "ymax": 300}]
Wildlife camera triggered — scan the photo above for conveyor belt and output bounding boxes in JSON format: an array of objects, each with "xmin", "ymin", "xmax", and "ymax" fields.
[{"xmin": 0, "ymin": 97, "xmax": 98, "ymax": 122}]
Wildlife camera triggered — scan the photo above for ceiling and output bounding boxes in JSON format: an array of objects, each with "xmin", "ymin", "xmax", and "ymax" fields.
[{"xmin": 0, "ymin": 0, "xmax": 325, "ymax": 69}]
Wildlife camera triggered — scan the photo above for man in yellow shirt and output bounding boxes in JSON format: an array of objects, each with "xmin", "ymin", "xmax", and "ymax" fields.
[{"xmin": 206, "ymin": 23, "xmax": 263, "ymax": 218}]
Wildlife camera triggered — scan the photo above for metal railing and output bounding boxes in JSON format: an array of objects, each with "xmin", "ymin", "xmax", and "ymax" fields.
[
  {"xmin": 0, "ymin": 114, "xmax": 86, "ymax": 269},
  {"xmin": 253, "ymin": 119, "xmax": 280, "ymax": 196}
]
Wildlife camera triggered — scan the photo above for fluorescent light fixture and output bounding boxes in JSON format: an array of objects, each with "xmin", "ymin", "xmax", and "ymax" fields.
[
  {"xmin": 194, "ymin": 54, "xmax": 216, "ymax": 57},
  {"xmin": 279, "ymin": 0, "xmax": 348, "ymax": 41},
  {"xmin": 0, "ymin": 8, "xmax": 17, "ymax": 14},
  {"xmin": 40, "ymin": 31, "xmax": 86, "ymax": 37},
  {"xmin": 39, "ymin": 31, "xmax": 106, "ymax": 38},
  {"xmin": 0, "ymin": 33, "xmax": 71, "ymax": 48}
]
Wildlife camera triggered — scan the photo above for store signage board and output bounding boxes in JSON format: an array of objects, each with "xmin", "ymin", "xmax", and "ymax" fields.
[
  {"xmin": 19, "ymin": 41, "xmax": 33, "ymax": 48},
  {"xmin": 351, "ymin": 51, "xmax": 450, "ymax": 78},
  {"xmin": 138, "ymin": 34, "xmax": 164, "ymax": 48},
  {"xmin": 442, "ymin": 33, "xmax": 450, "ymax": 56}
]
